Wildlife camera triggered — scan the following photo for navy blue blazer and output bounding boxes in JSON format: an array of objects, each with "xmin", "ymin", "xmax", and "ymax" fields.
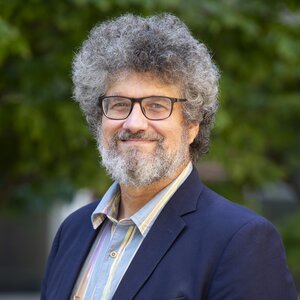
[{"xmin": 41, "ymin": 168, "xmax": 297, "ymax": 299}]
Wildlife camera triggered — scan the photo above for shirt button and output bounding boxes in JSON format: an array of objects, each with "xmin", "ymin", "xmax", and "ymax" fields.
[{"xmin": 110, "ymin": 251, "xmax": 118, "ymax": 258}]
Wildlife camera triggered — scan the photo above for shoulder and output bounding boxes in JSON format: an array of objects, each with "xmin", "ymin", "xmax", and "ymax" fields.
[
  {"xmin": 46, "ymin": 200, "xmax": 100, "ymax": 264},
  {"xmin": 188, "ymin": 186, "xmax": 297, "ymax": 298},
  {"xmin": 194, "ymin": 183, "xmax": 279, "ymax": 239},
  {"xmin": 200, "ymin": 185, "xmax": 267, "ymax": 224},
  {"xmin": 173, "ymin": 167, "xmax": 275, "ymax": 237},
  {"xmin": 179, "ymin": 173, "xmax": 285, "ymax": 257},
  {"xmin": 202, "ymin": 188, "xmax": 297, "ymax": 298}
]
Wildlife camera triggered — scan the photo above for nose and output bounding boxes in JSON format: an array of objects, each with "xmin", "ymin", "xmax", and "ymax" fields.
[{"xmin": 122, "ymin": 103, "xmax": 148, "ymax": 132}]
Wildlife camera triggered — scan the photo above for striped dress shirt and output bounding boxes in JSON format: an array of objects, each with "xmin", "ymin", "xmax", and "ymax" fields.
[{"xmin": 72, "ymin": 162, "xmax": 192, "ymax": 300}]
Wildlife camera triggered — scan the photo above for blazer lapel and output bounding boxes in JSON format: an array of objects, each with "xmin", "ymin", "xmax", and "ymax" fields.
[
  {"xmin": 63, "ymin": 223, "xmax": 99, "ymax": 299},
  {"xmin": 112, "ymin": 206, "xmax": 185, "ymax": 300},
  {"xmin": 49, "ymin": 204, "xmax": 100, "ymax": 300},
  {"xmin": 113, "ymin": 167, "xmax": 203, "ymax": 300}
]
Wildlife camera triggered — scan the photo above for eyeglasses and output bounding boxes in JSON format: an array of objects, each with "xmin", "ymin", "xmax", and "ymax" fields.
[{"xmin": 99, "ymin": 96, "xmax": 187, "ymax": 121}]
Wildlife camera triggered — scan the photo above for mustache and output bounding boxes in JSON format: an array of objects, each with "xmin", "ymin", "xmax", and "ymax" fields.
[{"xmin": 116, "ymin": 130, "xmax": 164, "ymax": 142}]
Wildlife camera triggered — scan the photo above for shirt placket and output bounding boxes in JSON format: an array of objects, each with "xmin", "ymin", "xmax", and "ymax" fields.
[{"xmin": 92, "ymin": 220, "xmax": 134, "ymax": 300}]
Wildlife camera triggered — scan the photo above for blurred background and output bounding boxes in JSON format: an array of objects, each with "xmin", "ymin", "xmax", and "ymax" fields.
[{"xmin": 1, "ymin": 0, "xmax": 300, "ymax": 298}]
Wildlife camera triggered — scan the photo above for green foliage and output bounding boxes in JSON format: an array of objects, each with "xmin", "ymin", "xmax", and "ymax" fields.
[{"xmin": 1, "ymin": 0, "xmax": 300, "ymax": 211}]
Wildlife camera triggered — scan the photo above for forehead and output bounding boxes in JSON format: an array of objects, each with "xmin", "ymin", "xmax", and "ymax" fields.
[{"xmin": 106, "ymin": 72, "xmax": 181, "ymax": 98}]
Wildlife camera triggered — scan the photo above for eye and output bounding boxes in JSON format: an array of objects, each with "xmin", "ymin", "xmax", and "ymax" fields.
[
  {"xmin": 149, "ymin": 102, "xmax": 166, "ymax": 109},
  {"xmin": 111, "ymin": 102, "xmax": 129, "ymax": 108},
  {"xmin": 109, "ymin": 98, "xmax": 131, "ymax": 110},
  {"xmin": 144, "ymin": 97, "xmax": 171, "ymax": 111}
]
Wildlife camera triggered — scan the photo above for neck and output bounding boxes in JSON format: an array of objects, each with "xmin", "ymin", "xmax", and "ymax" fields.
[{"xmin": 117, "ymin": 161, "xmax": 190, "ymax": 220}]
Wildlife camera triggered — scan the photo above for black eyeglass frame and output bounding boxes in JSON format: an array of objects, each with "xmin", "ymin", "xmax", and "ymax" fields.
[{"xmin": 98, "ymin": 95, "xmax": 187, "ymax": 121}]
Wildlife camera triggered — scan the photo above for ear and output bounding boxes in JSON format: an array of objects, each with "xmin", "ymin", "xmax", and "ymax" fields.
[{"xmin": 187, "ymin": 122, "xmax": 200, "ymax": 145}]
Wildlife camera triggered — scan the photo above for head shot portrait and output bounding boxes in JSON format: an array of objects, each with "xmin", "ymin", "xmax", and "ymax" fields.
[
  {"xmin": 41, "ymin": 14, "xmax": 298, "ymax": 300},
  {"xmin": 72, "ymin": 13, "xmax": 219, "ymax": 184}
]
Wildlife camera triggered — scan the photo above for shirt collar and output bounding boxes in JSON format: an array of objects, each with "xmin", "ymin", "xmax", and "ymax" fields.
[
  {"xmin": 91, "ymin": 182, "xmax": 120, "ymax": 229},
  {"xmin": 91, "ymin": 162, "xmax": 193, "ymax": 236}
]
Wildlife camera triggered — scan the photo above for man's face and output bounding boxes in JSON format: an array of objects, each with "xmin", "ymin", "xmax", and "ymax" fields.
[{"xmin": 97, "ymin": 72, "xmax": 199, "ymax": 187}]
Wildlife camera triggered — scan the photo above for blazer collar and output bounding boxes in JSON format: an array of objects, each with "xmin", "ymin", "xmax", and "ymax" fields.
[{"xmin": 112, "ymin": 167, "xmax": 203, "ymax": 299}]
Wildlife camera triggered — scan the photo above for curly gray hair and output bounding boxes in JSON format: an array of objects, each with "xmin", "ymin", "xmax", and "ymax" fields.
[{"xmin": 72, "ymin": 13, "xmax": 219, "ymax": 162}]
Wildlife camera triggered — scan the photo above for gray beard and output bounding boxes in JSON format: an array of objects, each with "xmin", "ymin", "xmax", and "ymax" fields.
[{"xmin": 97, "ymin": 129, "xmax": 190, "ymax": 187}]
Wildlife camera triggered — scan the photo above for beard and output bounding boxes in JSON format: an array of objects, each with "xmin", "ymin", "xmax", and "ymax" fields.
[{"xmin": 97, "ymin": 128, "xmax": 191, "ymax": 187}]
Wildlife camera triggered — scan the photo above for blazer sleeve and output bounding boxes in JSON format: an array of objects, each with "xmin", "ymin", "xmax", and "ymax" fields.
[
  {"xmin": 40, "ymin": 222, "xmax": 63, "ymax": 300},
  {"xmin": 206, "ymin": 218, "xmax": 298, "ymax": 300}
]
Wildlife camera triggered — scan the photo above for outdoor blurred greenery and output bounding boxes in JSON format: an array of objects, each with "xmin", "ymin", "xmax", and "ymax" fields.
[{"xmin": 1, "ymin": 0, "xmax": 300, "ymax": 288}]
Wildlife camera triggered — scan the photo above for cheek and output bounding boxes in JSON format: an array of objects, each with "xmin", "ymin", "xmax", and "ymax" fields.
[
  {"xmin": 101, "ymin": 119, "xmax": 123, "ymax": 136},
  {"xmin": 164, "ymin": 131, "xmax": 182, "ymax": 149},
  {"xmin": 152, "ymin": 121, "xmax": 182, "ymax": 142}
]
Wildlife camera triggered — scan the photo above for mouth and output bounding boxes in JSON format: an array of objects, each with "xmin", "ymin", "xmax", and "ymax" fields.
[
  {"xmin": 119, "ymin": 139, "xmax": 156, "ymax": 144},
  {"xmin": 118, "ymin": 131, "xmax": 162, "ymax": 143}
]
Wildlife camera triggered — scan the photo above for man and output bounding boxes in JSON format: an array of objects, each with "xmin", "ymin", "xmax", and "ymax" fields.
[{"xmin": 41, "ymin": 14, "xmax": 297, "ymax": 299}]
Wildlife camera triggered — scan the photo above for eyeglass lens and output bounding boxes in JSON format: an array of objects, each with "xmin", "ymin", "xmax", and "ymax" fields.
[{"xmin": 102, "ymin": 96, "xmax": 173, "ymax": 120}]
